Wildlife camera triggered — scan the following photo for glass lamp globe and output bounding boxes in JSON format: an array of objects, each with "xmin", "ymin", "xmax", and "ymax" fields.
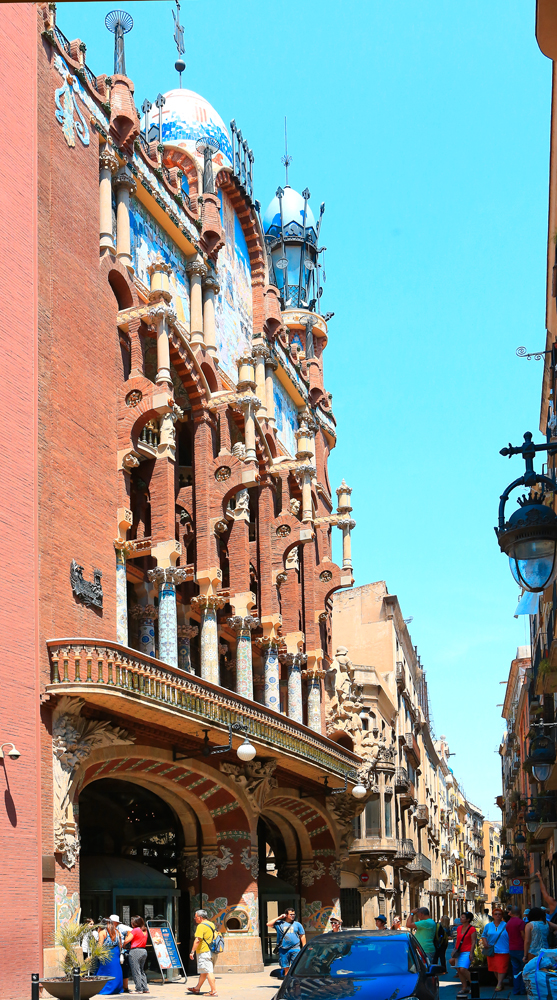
[
  {"xmin": 532, "ymin": 763, "xmax": 553, "ymax": 783},
  {"xmin": 352, "ymin": 783, "xmax": 367, "ymax": 800},
  {"xmin": 499, "ymin": 500, "xmax": 557, "ymax": 594},
  {"xmin": 237, "ymin": 738, "xmax": 256, "ymax": 762}
]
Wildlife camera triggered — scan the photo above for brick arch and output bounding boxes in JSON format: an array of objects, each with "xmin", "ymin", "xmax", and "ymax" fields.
[
  {"xmin": 100, "ymin": 254, "xmax": 138, "ymax": 307},
  {"xmin": 169, "ymin": 333, "xmax": 210, "ymax": 415},
  {"xmin": 73, "ymin": 746, "xmax": 252, "ymax": 852},
  {"xmin": 265, "ymin": 791, "xmax": 339, "ymax": 854},
  {"xmin": 216, "ymin": 170, "xmax": 266, "ymax": 297},
  {"xmin": 163, "ymin": 147, "xmax": 200, "ymax": 212}
]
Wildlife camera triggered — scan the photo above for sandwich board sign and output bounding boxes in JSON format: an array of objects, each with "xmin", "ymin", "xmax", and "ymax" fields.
[{"xmin": 147, "ymin": 920, "xmax": 185, "ymax": 983}]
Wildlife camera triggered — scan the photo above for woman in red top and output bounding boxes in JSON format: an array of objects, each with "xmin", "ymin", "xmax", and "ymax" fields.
[
  {"xmin": 451, "ymin": 912, "xmax": 477, "ymax": 999},
  {"xmin": 124, "ymin": 917, "xmax": 149, "ymax": 994}
]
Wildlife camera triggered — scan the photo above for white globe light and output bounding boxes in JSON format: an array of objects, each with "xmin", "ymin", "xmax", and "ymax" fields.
[
  {"xmin": 352, "ymin": 783, "xmax": 367, "ymax": 799},
  {"xmin": 237, "ymin": 738, "xmax": 256, "ymax": 762}
]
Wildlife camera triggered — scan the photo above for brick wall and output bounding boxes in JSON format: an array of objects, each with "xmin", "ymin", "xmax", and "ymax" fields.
[{"xmin": 0, "ymin": 5, "xmax": 42, "ymax": 995}]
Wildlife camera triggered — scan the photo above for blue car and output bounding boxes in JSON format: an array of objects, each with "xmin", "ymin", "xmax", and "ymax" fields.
[{"xmin": 274, "ymin": 930, "xmax": 441, "ymax": 1000}]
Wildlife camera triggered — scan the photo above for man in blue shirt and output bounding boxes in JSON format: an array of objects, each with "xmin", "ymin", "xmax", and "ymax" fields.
[{"xmin": 267, "ymin": 909, "xmax": 306, "ymax": 976}]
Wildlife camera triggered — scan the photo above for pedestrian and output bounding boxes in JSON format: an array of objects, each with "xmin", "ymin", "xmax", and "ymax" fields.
[
  {"xmin": 449, "ymin": 910, "xmax": 477, "ymax": 999},
  {"xmin": 98, "ymin": 918, "xmax": 124, "ymax": 995},
  {"xmin": 109, "ymin": 915, "xmax": 133, "ymax": 993},
  {"xmin": 406, "ymin": 907, "xmax": 437, "ymax": 962},
  {"xmin": 123, "ymin": 916, "xmax": 149, "ymax": 994},
  {"xmin": 535, "ymin": 871, "xmax": 557, "ymax": 927},
  {"xmin": 481, "ymin": 907, "xmax": 510, "ymax": 992},
  {"xmin": 267, "ymin": 908, "xmax": 306, "ymax": 978},
  {"xmin": 524, "ymin": 906, "xmax": 553, "ymax": 961},
  {"xmin": 375, "ymin": 915, "xmax": 387, "ymax": 931},
  {"xmin": 506, "ymin": 905, "xmax": 526, "ymax": 995},
  {"xmin": 329, "ymin": 917, "xmax": 342, "ymax": 933},
  {"xmin": 391, "ymin": 916, "xmax": 402, "ymax": 931},
  {"xmin": 434, "ymin": 916, "xmax": 450, "ymax": 973},
  {"xmin": 188, "ymin": 909, "xmax": 218, "ymax": 997}
]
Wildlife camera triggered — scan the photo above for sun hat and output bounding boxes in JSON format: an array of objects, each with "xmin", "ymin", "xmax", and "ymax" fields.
[
  {"xmin": 376, "ymin": 915, "xmax": 387, "ymax": 923},
  {"xmin": 109, "ymin": 914, "xmax": 120, "ymax": 922}
]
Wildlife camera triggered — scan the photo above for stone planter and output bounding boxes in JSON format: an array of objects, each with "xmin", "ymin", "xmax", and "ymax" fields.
[{"xmin": 40, "ymin": 976, "xmax": 114, "ymax": 999}]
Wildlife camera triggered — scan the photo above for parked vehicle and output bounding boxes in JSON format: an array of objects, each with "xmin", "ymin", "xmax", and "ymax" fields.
[{"xmin": 274, "ymin": 929, "xmax": 441, "ymax": 1000}]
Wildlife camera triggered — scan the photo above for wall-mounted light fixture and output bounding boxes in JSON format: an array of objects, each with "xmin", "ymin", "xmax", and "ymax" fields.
[{"xmin": 0, "ymin": 743, "xmax": 20, "ymax": 761}]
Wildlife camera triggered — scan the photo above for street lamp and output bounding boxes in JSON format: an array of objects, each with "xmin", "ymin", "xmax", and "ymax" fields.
[
  {"xmin": 524, "ymin": 729, "xmax": 556, "ymax": 783},
  {"xmin": 515, "ymin": 829, "xmax": 527, "ymax": 846},
  {"xmin": 0, "ymin": 742, "xmax": 20, "ymax": 760},
  {"xmin": 496, "ymin": 432, "xmax": 557, "ymax": 593}
]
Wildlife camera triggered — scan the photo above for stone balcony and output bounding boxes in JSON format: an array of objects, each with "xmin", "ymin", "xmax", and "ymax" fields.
[
  {"xmin": 405, "ymin": 851, "xmax": 432, "ymax": 881},
  {"xmin": 415, "ymin": 804, "xmax": 429, "ymax": 827},
  {"xmin": 402, "ymin": 731, "xmax": 421, "ymax": 767},
  {"xmin": 45, "ymin": 639, "xmax": 360, "ymax": 783},
  {"xmin": 351, "ymin": 837, "xmax": 398, "ymax": 869},
  {"xmin": 392, "ymin": 838, "xmax": 417, "ymax": 867}
]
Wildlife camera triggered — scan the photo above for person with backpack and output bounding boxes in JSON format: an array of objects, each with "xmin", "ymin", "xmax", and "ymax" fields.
[
  {"xmin": 433, "ymin": 916, "xmax": 450, "ymax": 973},
  {"xmin": 267, "ymin": 908, "xmax": 306, "ymax": 977},
  {"xmin": 188, "ymin": 909, "xmax": 219, "ymax": 997}
]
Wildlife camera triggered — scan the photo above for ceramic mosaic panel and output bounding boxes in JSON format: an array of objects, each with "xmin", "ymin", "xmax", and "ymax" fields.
[
  {"xmin": 132, "ymin": 150, "xmax": 199, "ymax": 243},
  {"xmin": 129, "ymin": 197, "xmax": 190, "ymax": 325},
  {"xmin": 273, "ymin": 374, "xmax": 298, "ymax": 457},
  {"xmin": 264, "ymin": 647, "xmax": 280, "ymax": 711},
  {"xmin": 287, "ymin": 659, "xmax": 303, "ymax": 724},
  {"xmin": 307, "ymin": 675, "xmax": 321, "ymax": 733},
  {"xmin": 236, "ymin": 631, "xmax": 253, "ymax": 701},
  {"xmin": 200, "ymin": 607, "xmax": 219, "ymax": 684},
  {"xmin": 158, "ymin": 583, "xmax": 178, "ymax": 667},
  {"xmin": 301, "ymin": 899, "xmax": 335, "ymax": 933},
  {"xmin": 191, "ymin": 890, "xmax": 258, "ymax": 935},
  {"xmin": 215, "ymin": 190, "xmax": 252, "ymax": 381},
  {"xmin": 55, "ymin": 883, "xmax": 80, "ymax": 935},
  {"xmin": 53, "ymin": 54, "xmax": 109, "ymax": 129},
  {"xmin": 115, "ymin": 549, "xmax": 127, "ymax": 646}
]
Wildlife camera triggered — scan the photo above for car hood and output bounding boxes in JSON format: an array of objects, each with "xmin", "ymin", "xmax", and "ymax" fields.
[{"xmin": 280, "ymin": 973, "xmax": 419, "ymax": 1000}]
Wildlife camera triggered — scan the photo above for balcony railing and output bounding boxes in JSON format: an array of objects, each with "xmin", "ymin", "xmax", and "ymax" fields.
[
  {"xmin": 46, "ymin": 640, "xmax": 360, "ymax": 778},
  {"xmin": 392, "ymin": 838, "xmax": 417, "ymax": 866},
  {"xmin": 416, "ymin": 804, "xmax": 429, "ymax": 826},
  {"xmin": 438, "ymin": 880, "xmax": 452, "ymax": 894},
  {"xmin": 395, "ymin": 766, "xmax": 410, "ymax": 791},
  {"xmin": 406, "ymin": 852, "xmax": 432, "ymax": 878}
]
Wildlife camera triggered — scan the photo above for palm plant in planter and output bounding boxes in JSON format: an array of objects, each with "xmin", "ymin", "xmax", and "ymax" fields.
[{"xmin": 40, "ymin": 922, "xmax": 113, "ymax": 1000}]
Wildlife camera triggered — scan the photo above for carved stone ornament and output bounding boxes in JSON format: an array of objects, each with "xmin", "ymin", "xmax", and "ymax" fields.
[
  {"xmin": 319, "ymin": 570, "xmax": 333, "ymax": 582},
  {"xmin": 288, "ymin": 498, "xmax": 301, "ymax": 516},
  {"xmin": 125, "ymin": 389, "xmax": 143, "ymax": 407},
  {"xmin": 240, "ymin": 846, "xmax": 260, "ymax": 880},
  {"xmin": 52, "ymin": 697, "xmax": 134, "ymax": 868},
  {"xmin": 329, "ymin": 860, "xmax": 341, "ymax": 885},
  {"xmin": 327, "ymin": 791, "xmax": 366, "ymax": 851},
  {"xmin": 215, "ymin": 466, "xmax": 231, "ymax": 482},
  {"xmin": 123, "ymin": 452, "xmax": 140, "ymax": 469},
  {"xmin": 201, "ymin": 846, "xmax": 233, "ymax": 879},
  {"xmin": 301, "ymin": 861, "xmax": 326, "ymax": 887},
  {"xmin": 180, "ymin": 853, "xmax": 199, "ymax": 881},
  {"xmin": 219, "ymin": 760, "xmax": 277, "ymax": 814},
  {"xmin": 276, "ymin": 524, "xmax": 291, "ymax": 537},
  {"xmin": 70, "ymin": 560, "xmax": 103, "ymax": 609},
  {"xmin": 231, "ymin": 442, "xmax": 246, "ymax": 461}
]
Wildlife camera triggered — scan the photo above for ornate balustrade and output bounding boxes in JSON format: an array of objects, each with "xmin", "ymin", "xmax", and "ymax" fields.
[
  {"xmin": 46, "ymin": 639, "xmax": 360, "ymax": 779},
  {"xmin": 406, "ymin": 851, "xmax": 432, "ymax": 879}
]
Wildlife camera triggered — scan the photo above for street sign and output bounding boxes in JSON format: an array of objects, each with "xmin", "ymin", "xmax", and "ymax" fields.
[
  {"xmin": 509, "ymin": 886, "xmax": 524, "ymax": 894},
  {"xmin": 512, "ymin": 879, "xmax": 521, "ymax": 886},
  {"xmin": 360, "ymin": 873, "xmax": 369, "ymax": 884},
  {"xmin": 147, "ymin": 920, "xmax": 185, "ymax": 983}
]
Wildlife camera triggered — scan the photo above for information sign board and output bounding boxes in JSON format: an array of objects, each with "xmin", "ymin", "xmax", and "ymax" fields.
[{"xmin": 147, "ymin": 920, "xmax": 185, "ymax": 983}]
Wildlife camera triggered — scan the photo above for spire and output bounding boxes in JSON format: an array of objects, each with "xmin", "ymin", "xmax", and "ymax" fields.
[
  {"xmin": 172, "ymin": 0, "xmax": 186, "ymax": 87},
  {"xmin": 105, "ymin": 10, "xmax": 133, "ymax": 77},
  {"xmin": 281, "ymin": 116, "xmax": 292, "ymax": 186}
]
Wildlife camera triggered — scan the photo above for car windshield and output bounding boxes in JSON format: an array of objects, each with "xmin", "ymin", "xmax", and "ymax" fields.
[{"xmin": 292, "ymin": 936, "xmax": 417, "ymax": 977}]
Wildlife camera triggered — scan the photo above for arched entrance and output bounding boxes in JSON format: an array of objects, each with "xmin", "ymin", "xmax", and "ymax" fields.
[
  {"xmin": 257, "ymin": 815, "xmax": 299, "ymax": 963},
  {"xmin": 79, "ymin": 779, "xmax": 186, "ymax": 937}
]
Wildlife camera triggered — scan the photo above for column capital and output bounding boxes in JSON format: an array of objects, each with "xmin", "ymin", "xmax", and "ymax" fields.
[
  {"xmin": 100, "ymin": 147, "xmax": 119, "ymax": 173},
  {"xmin": 238, "ymin": 394, "xmax": 262, "ymax": 413},
  {"xmin": 191, "ymin": 594, "xmax": 226, "ymax": 611},
  {"xmin": 202, "ymin": 273, "xmax": 220, "ymax": 293},
  {"xmin": 337, "ymin": 518, "xmax": 356, "ymax": 531},
  {"xmin": 227, "ymin": 615, "xmax": 260, "ymax": 634},
  {"xmin": 186, "ymin": 259, "xmax": 208, "ymax": 279},
  {"xmin": 265, "ymin": 358, "xmax": 278, "ymax": 372},
  {"xmin": 178, "ymin": 624, "xmax": 199, "ymax": 639},
  {"xmin": 146, "ymin": 300, "xmax": 177, "ymax": 326},
  {"xmin": 130, "ymin": 604, "xmax": 158, "ymax": 621},
  {"xmin": 279, "ymin": 652, "xmax": 307, "ymax": 667},
  {"xmin": 114, "ymin": 167, "xmax": 136, "ymax": 194},
  {"xmin": 256, "ymin": 637, "xmax": 280, "ymax": 652},
  {"xmin": 147, "ymin": 254, "xmax": 173, "ymax": 279},
  {"xmin": 252, "ymin": 343, "xmax": 271, "ymax": 360},
  {"xmin": 148, "ymin": 566, "xmax": 189, "ymax": 586}
]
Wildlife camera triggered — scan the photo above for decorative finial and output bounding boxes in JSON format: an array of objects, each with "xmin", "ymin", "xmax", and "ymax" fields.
[
  {"xmin": 195, "ymin": 136, "xmax": 220, "ymax": 194},
  {"xmin": 172, "ymin": 0, "xmax": 186, "ymax": 86},
  {"xmin": 105, "ymin": 10, "xmax": 133, "ymax": 77},
  {"xmin": 281, "ymin": 116, "xmax": 292, "ymax": 186}
]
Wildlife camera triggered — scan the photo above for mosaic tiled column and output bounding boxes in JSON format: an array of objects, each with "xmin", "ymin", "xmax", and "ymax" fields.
[
  {"xmin": 262, "ymin": 641, "xmax": 280, "ymax": 712},
  {"xmin": 306, "ymin": 670, "xmax": 324, "ymax": 734},
  {"xmin": 131, "ymin": 605, "xmax": 158, "ymax": 658},
  {"xmin": 148, "ymin": 567, "xmax": 188, "ymax": 668},
  {"xmin": 115, "ymin": 547, "xmax": 128, "ymax": 646},
  {"xmin": 228, "ymin": 616, "xmax": 260, "ymax": 701},
  {"xmin": 192, "ymin": 596, "xmax": 224, "ymax": 685},
  {"xmin": 281, "ymin": 652, "xmax": 306, "ymax": 724},
  {"xmin": 177, "ymin": 624, "xmax": 198, "ymax": 673}
]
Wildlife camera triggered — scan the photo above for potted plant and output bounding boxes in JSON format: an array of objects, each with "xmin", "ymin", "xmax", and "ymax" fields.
[
  {"xmin": 40, "ymin": 922, "xmax": 113, "ymax": 999},
  {"xmin": 470, "ymin": 916, "xmax": 495, "ymax": 986}
]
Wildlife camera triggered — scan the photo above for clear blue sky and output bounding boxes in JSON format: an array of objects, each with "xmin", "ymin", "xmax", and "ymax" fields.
[{"xmin": 59, "ymin": 0, "xmax": 551, "ymax": 817}]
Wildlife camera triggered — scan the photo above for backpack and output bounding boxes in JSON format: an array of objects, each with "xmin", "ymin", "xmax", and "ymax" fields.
[
  {"xmin": 202, "ymin": 921, "xmax": 225, "ymax": 954},
  {"xmin": 434, "ymin": 923, "xmax": 446, "ymax": 948}
]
